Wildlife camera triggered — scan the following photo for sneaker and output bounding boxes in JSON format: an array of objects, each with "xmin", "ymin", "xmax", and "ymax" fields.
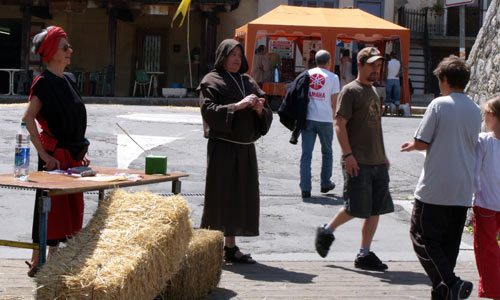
[
  {"xmin": 354, "ymin": 251, "xmax": 388, "ymax": 271},
  {"xmin": 301, "ymin": 191, "xmax": 311, "ymax": 198},
  {"xmin": 320, "ymin": 183, "xmax": 336, "ymax": 193},
  {"xmin": 383, "ymin": 105, "xmax": 389, "ymax": 116},
  {"xmin": 448, "ymin": 279, "xmax": 473, "ymax": 300},
  {"xmin": 315, "ymin": 225, "xmax": 335, "ymax": 258}
]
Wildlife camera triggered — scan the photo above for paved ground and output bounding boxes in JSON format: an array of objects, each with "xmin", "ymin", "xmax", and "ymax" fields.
[
  {"xmin": 0, "ymin": 259, "xmax": 481, "ymax": 299},
  {"xmin": 0, "ymin": 104, "xmax": 479, "ymax": 299}
]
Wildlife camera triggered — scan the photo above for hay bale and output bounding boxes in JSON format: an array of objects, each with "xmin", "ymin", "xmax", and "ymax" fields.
[
  {"xmin": 35, "ymin": 190, "xmax": 193, "ymax": 300},
  {"xmin": 160, "ymin": 229, "xmax": 224, "ymax": 300}
]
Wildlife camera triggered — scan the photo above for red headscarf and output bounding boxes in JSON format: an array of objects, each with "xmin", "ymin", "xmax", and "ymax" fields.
[{"xmin": 37, "ymin": 26, "xmax": 68, "ymax": 63}]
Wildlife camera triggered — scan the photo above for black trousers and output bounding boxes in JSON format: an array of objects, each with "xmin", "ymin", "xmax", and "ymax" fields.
[{"xmin": 410, "ymin": 199, "xmax": 468, "ymax": 300}]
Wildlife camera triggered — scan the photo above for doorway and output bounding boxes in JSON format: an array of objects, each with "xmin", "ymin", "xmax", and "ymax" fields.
[
  {"xmin": 134, "ymin": 29, "xmax": 167, "ymax": 96},
  {"xmin": 0, "ymin": 20, "xmax": 22, "ymax": 93}
]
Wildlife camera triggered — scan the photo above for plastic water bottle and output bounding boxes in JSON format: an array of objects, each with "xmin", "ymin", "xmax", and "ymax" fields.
[
  {"xmin": 274, "ymin": 67, "xmax": 279, "ymax": 83},
  {"xmin": 14, "ymin": 122, "xmax": 30, "ymax": 181}
]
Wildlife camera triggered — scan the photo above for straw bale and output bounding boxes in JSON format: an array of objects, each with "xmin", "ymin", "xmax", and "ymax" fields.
[
  {"xmin": 35, "ymin": 190, "xmax": 193, "ymax": 300},
  {"xmin": 159, "ymin": 229, "xmax": 224, "ymax": 300}
]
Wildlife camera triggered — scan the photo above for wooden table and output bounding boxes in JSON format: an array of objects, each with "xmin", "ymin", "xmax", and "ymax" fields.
[
  {"xmin": 0, "ymin": 68, "xmax": 23, "ymax": 95},
  {"xmin": 0, "ymin": 167, "xmax": 188, "ymax": 267},
  {"xmin": 262, "ymin": 82, "xmax": 287, "ymax": 98}
]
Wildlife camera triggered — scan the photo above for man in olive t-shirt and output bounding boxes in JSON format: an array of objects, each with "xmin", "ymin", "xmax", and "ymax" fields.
[
  {"xmin": 314, "ymin": 47, "xmax": 394, "ymax": 271},
  {"xmin": 336, "ymin": 80, "xmax": 386, "ymax": 165}
]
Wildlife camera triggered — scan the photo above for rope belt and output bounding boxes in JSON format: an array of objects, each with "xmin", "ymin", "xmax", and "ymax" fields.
[{"xmin": 215, "ymin": 137, "xmax": 254, "ymax": 145}]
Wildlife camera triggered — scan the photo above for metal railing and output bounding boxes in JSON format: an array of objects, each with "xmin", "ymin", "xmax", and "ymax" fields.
[
  {"xmin": 397, "ymin": 6, "xmax": 483, "ymax": 94},
  {"xmin": 398, "ymin": 6, "xmax": 482, "ymax": 38},
  {"xmin": 398, "ymin": 7, "xmax": 426, "ymax": 34}
]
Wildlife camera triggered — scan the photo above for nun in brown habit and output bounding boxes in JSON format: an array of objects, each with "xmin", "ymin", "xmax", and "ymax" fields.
[{"xmin": 198, "ymin": 39, "xmax": 273, "ymax": 264}]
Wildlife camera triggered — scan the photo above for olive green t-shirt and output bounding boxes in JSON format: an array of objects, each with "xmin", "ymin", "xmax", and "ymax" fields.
[{"xmin": 336, "ymin": 80, "xmax": 386, "ymax": 165}]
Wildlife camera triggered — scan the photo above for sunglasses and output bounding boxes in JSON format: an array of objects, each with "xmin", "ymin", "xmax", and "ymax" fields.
[{"xmin": 60, "ymin": 44, "xmax": 72, "ymax": 52}]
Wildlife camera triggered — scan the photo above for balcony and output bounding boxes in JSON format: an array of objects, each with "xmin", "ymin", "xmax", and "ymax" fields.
[{"xmin": 398, "ymin": 6, "xmax": 483, "ymax": 40}]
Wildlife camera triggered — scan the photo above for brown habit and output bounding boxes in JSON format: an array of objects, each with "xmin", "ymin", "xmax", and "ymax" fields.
[{"xmin": 198, "ymin": 39, "xmax": 273, "ymax": 236}]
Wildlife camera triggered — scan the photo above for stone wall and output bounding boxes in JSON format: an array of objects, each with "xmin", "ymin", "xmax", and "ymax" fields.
[{"xmin": 465, "ymin": 0, "xmax": 500, "ymax": 106}]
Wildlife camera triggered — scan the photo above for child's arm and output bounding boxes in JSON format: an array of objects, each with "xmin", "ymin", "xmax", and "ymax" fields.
[{"xmin": 473, "ymin": 136, "xmax": 485, "ymax": 197}]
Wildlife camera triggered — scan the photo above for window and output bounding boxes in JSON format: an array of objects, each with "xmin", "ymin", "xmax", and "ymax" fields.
[
  {"xmin": 289, "ymin": 0, "xmax": 339, "ymax": 8},
  {"xmin": 354, "ymin": 0, "xmax": 384, "ymax": 18}
]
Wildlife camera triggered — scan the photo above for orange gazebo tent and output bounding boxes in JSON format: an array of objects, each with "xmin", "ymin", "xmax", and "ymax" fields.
[{"xmin": 235, "ymin": 5, "xmax": 411, "ymax": 104}]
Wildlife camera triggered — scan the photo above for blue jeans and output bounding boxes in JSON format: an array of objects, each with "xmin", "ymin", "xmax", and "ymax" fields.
[
  {"xmin": 385, "ymin": 78, "xmax": 400, "ymax": 106},
  {"xmin": 300, "ymin": 120, "xmax": 334, "ymax": 192}
]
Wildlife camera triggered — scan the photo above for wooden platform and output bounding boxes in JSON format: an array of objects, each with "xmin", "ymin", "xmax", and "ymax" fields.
[{"xmin": 1, "ymin": 259, "xmax": 480, "ymax": 299}]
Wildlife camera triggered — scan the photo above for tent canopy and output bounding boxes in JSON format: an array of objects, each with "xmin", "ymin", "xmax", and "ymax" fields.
[{"xmin": 235, "ymin": 5, "xmax": 411, "ymax": 104}]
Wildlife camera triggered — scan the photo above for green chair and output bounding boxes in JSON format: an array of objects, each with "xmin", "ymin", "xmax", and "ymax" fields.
[
  {"xmin": 70, "ymin": 68, "xmax": 85, "ymax": 94},
  {"xmin": 90, "ymin": 71, "xmax": 108, "ymax": 96},
  {"xmin": 133, "ymin": 69, "xmax": 152, "ymax": 97}
]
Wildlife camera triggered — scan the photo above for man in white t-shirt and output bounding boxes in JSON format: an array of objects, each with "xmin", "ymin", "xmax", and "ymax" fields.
[
  {"xmin": 300, "ymin": 50, "xmax": 340, "ymax": 198},
  {"xmin": 384, "ymin": 52, "xmax": 401, "ymax": 116},
  {"xmin": 401, "ymin": 55, "xmax": 481, "ymax": 300}
]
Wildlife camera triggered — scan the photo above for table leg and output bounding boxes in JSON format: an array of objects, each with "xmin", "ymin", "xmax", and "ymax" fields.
[
  {"xmin": 85, "ymin": 72, "xmax": 91, "ymax": 96},
  {"xmin": 11, "ymin": 71, "xmax": 19, "ymax": 95},
  {"xmin": 38, "ymin": 191, "xmax": 51, "ymax": 267},
  {"xmin": 98, "ymin": 190, "xmax": 104, "ymax": 207},
  {"xmin": 172, "ymin": 180, "xmax": 181, "ymax": 194},
  {"xmin": 152, "ymin": 75, "xmax": 158, "ymax": 97},
  {"xmin": 8, "ymin": 71, "xmax": 14, "ymax": 96}
]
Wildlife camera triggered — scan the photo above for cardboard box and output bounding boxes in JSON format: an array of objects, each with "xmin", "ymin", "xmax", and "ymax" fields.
[{"xmin": 145, "ymin": 156, "xmax": 167, "ymax": 175}]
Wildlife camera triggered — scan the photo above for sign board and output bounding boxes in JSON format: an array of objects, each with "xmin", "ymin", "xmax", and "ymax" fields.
[
  {"xmin": 270, "ymin": 39, "xmax": 294, "ymax": 59},
  {"xmin": 444, "ymin": 0, "xmax": 474, "ymax": 7}
]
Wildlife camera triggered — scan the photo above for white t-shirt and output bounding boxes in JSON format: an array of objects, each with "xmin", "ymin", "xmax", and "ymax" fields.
[
  {"xmin": 387, "ymin": 58, "xmax": 400, "ymax": 80},
  {"xmin": 473, "ymin": 132, "xmax": 500, "ymax": 211},
  {"xmin": 413, "ymin": 93, "xmax": 481, "ymax": 206},
  {"xmin": 306, "ymin": 67, "xmax": 340, "ymax": 122}
]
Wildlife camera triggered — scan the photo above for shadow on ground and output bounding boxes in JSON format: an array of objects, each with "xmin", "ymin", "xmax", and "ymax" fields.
[
  {"xmin": 204, "ymin": 287, "xmax": 237, "ymax": 300},
  {"xmin": 326, "ymin": 264, "xmax": 431, "ymax": 286},
  {"xmin": 302, "ymin": 195, "xmax": 343, "ymax": 206},
  {"xmin": 222, "ymin": 262, "xmax": 317, "ymax": 284}
]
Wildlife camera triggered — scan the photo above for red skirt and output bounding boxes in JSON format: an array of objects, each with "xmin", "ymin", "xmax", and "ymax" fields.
[{"xmin": 33, "ymin": 148, "xmax": 84, "ymax": 243}]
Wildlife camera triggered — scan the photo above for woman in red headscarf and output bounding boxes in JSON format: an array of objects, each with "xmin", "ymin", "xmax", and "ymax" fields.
[{"xmin": 22, "ymin": 26, "xmax": 89, "ymax": 277}]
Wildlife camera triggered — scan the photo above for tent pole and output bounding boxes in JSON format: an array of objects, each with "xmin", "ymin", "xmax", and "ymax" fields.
[
  {"xmin": 400, "ymin": 33, "xmax": 411, "ymax": 108},
  {"xmin": 246, "ymin": 25, "xmax": 257, "ymax": 76},
  {"xmin": 187, "ymin": 9, "xmax": 193, "ymax": 88}
]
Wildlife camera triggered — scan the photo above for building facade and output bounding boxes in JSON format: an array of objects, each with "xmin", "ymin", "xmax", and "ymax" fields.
[
  {"xmin": 2, "ymin": 0, "xmax": 487, "ymax": 99},
  {"xmin": 397, "ymin": 0, "xmax": 491, "ymax": 97},
  {"xmin": 0, "ymin": 0, "xmax": 240, "ymax": 97}
]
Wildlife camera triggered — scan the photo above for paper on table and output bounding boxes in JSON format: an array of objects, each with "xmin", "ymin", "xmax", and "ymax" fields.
[
  {"xmin": 78, "ymin": 173, "xmax": 143, "ymax": 182},
  {"xmin": 78, "ymin": 174, "xmax": 126, "ymax": 182},
  {"xmin": 43, "ymin": 170, "xmax": 67, "ymax": 174}
]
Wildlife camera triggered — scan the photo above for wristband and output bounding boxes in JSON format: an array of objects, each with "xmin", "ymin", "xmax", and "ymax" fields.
[{"xmin": 343, "ymin": 153, "xmax": 353, "ymax": 159}]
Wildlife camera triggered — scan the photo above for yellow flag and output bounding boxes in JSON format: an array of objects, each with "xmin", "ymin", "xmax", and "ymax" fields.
[{"xmin": 171, "ymin": 0, "xmax": 192, "ymax": 28}]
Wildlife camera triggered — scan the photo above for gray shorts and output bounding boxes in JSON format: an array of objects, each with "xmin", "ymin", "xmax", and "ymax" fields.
[{"xmin": 342, "ymin": 164, "xmax": 394, "ymax": 219}]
